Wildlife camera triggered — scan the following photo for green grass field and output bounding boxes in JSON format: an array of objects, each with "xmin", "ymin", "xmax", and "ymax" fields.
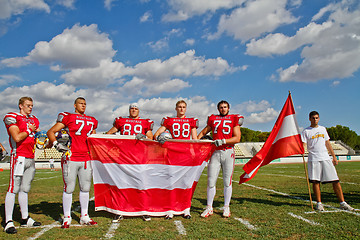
[{"xmin": 0, "ymin": 162, "xmax": 359, "ymax": 239}]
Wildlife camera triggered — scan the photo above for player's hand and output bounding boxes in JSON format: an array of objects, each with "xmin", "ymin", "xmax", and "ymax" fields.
[
  {"xmin": 54, "ymin": 141, "xmax": 70, "ymax": 153},
  {"xmin": 214, "ymin": 139, "xmax": 226, "ymax": 147},
  {"xmin": 157, "ymin": 137, "xmax": 167, "ymax": 145},
  {"xmin": 27, "ymin": 123, "xmax": 37, "ymax": 132},
  {"xmin": 135, "ymin": 133, "xmax": 146, "ymax": 140}
]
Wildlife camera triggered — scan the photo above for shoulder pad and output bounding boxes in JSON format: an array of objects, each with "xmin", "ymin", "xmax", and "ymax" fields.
[{"xmin": 3, "ymin": 112, "xmax": 19, "ymax": 126}]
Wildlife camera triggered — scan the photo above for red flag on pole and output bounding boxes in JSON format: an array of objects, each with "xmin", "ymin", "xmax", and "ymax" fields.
[{"xmin": 239, "ymin": 93, "xmax": 304, "ymax": 184}]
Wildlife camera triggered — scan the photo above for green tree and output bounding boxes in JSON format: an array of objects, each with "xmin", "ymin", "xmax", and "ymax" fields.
[{"xmin": 327, "ymin": 125, "xmax": 359, "ymax": 150}]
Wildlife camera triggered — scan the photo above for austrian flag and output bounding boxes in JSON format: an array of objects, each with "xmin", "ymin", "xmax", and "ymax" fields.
[
  {"xmin": 87, "ymin": 135, "xmax": 215, "ymax": 217},
  {"xmin": 240, "ymin": 93, "xmax": 304, "ymax": 184}
]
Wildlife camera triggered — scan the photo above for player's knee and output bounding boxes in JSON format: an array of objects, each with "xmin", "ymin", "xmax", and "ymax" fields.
[
  {"xmin": 80, "ymin": 182, "xmax": 91, "ymax": 192},
  {"xmin": 208, "ymin": 179, "xmax": 217, "ymax": 188},
  {"xmin": 64, "ymin": 184, "xmax": 76, "ymax": 194},
  {"xmin": 20, "ymin": 184, "xmax": 31, "ymax": 193}
]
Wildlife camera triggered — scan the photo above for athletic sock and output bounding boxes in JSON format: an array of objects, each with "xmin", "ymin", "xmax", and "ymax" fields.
[
  {"xmin": 207, "ymin": 186, "xmax": 216, "ymax": 207},
  {"xmin": 224, "ymin": 185, "xmax": 232, "ymax": 207},
  {"xmin": 79, "ymin": 191, "xmax": 89, "ymax": 216},
  {"xmin": 5, "ymin": 192, "xmax": 16, "ymax": 223},
  {"xmin": 63, "ymin": 192, "xmax": 73, "ymax": 217},
  {"xmin": 18, "ymin": 191, "xmax": 29, "ymax": 219}
]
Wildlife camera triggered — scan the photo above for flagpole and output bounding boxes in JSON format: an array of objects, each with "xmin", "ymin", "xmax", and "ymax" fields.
[
  {"xmin": 302, "ymin": 154, "xmax": 314, "ymax": 211},
  {"xmin": 288, "ymin": 91, "xmax": 314, "ymax": 211}
]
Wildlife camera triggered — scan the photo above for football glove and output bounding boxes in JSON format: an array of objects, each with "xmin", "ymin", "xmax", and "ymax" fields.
[
  {"xmin": 214, "ymin": 139, "xmax": 226, "ymax": 147},
  {"xmin": 157, "ymin": 132, "xmax": 172, "ymax": 144},
  {"xmin": 135, "ymin": 133, "xmax": 146, "ymax": 140},
  {"xmin": 53, "ymin": 141, "xmax": 70, "ymax": 153}
]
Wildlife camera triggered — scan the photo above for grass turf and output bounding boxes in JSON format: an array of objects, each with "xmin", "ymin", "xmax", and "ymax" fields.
[{"xmin": 0, "ymin": 162, "xmax": 359, "ymax": 239}]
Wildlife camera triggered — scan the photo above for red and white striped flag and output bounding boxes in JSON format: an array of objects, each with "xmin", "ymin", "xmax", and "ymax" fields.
[
  {"xmin": 87, "ymin": 135, "xmax": 215, "ymax": 217},
  {"xmin": 239, "ymin": 93, "xmax": 304, "ymax": 184}
]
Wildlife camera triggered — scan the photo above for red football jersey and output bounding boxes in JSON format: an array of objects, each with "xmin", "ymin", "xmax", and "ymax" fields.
[
  {"xmin": 207, "ymin": 114, "xmax": 243, "ymax": 148},
  {"xmin": 57, "ymin": 112, "xmax": 98, "ymax": 161},
  {"xmin": 3, "ymin": 112, "xmax": 39, "ymax": 158},
  {"xmin": 161, "ymin": 117, "xmax": 198, "ymax": 139},
  {"xmin": 113, "ymin": 117, "xmax": 154, "ymax": 135}
]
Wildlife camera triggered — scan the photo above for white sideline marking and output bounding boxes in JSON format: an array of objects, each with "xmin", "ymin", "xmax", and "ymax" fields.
[
  {"xmin": 27, "ymin": 222, "xmax": 59, "ymax": 240},
  {"xmin": 174, "ymin": 220, "xmax": 187, "ymax": 235},
  {"xmin": 234, "ymin": 217, "xmax": 257, "ymax": 230},
  {"xmin": 288, "ymin": 212, "xmax": 321, "ymax": 226},
  {"xmin": 27, "ymin": 223, "xmax": 88, "ymax": 240},
  {"xmin": 263, "ymin": 173, "xmax": 359, "ymax": 185},
  {"xmin": 232, "ymin": 178, "xmax": 360, "ymax": 217},
  {"xmin": 103, "ymin": 223, "xmax": 120, "ymax": 239},
  {"xmin": 0, "ymin": 175, "xmax": 61, "ymax": 187}
]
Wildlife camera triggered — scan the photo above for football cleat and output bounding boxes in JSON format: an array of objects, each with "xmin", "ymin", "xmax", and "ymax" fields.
[
  {"xmin": 142, "ymin": 215, "xmax": 151, "ymax": 221},
  {"xmin": 201, "ymin": 206, "xmax": 213, "ymax": 218},
  {"xmin": 61, "ymin": 216, "xmax": 72, "ymax": 229},
  {"xmin": 20, "ymin": 216, "xmax": 41, "ymax": 227},
  {"xmin": 165, "ymin": 213, "xmax": 173, "ymax": 220},
  {"xmin": 223, "ymin": 206, "xmax": 231, "ymax": 218},
  {"xmin": 4, "ymin": 221, "xmax": 17, "ymax": 234},
  {"xmin": 183, "ymin": 209, "xmax": 191, "ymax": 219},
  {"xmin": 80, "ymin": 214, "xmax": 97, "ymax": 226},
  {"xmin": 112, "ymin": 215, "xmax": 123, "ymax": 223}
]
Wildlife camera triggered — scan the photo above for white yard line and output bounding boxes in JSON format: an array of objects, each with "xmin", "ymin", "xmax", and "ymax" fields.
[
  {"xmin": 231, "ymin": 178, "xmax": 360, "ymax": 216},
  {"xmin": 0, "ymin": 175, "xmax": 61, "ymax": 187},
  {"xmin": 288, "ymin": 212, "xmax": 321, "ymax": 226},
  {"xmin": 27, "ymin": 222, "xmax": 59, "ymax": 240},
  {"xmin": 103, "ymin": 223, "xmax": 120, "ymax": 239},
  {"xmin": 174, "ymin": 220, "xmax": 187, "ymax": 235},
  {"xmin": 262, "ymin": 173, "xmax": 359, "ymax": 185},
  {"xmin": 233, "ymin": 217, "xmax": 258, "ymax": 230}
]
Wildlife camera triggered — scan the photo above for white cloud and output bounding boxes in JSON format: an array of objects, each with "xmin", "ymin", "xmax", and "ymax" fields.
[
  {"xmin": 184, "ymin": 38, "xmax": 195, "ymax": 46},
  {"xmin": 0, "ymin": 0, "xmax": 50, "ymax": 19},
  {"xmin": 140, "ymin": 11, "xmax": 152, "ymax": 22},
  {"xmin": 331, "ymin": 80, "xmax": 340, "ymax": 87},
  {"xmin": 0, "ymin": 74, "xmax": 21, "ymax": 86},
  {"xmin": 1, "ymin": 24, "xmax": 116, "ymax": 69},
  {"xmin": 247, "ymin": 1, "xmax": 360, "ymax": 83},
  {"xmin": 104, "ymin": 0, "xmax": 118, "ymax": 10},
  {"xmin": 208, "ymin": 0, "xmax": 298, "ymax": 42},
  {"xmin": 162, "ymin": 0, "xmax": 245, "ymax": 22},
  {"xmin": 246, "ymin": 108, "xmax": 279, "ymax": 124},
  {"xmin": 56, "ymin": 0, "xmax": 76, "ymax": 9}
]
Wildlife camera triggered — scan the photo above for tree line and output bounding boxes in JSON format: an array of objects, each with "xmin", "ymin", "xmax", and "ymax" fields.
[{"xmin": 241, "ymin": 125, "xmax": 360, "ymax": 150}]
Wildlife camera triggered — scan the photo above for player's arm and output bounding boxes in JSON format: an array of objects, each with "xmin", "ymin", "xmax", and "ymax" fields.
[
  {"xmin": 224, "ymin": 125, "xmax": 241, "ymax": 145},
  {"xmin": 47, "ymin": 122, "xmax": 66, "ymax": 147},
  {"xmin": 145, "ymin": 130, "xmax": 154, "ymax": 140},
  {"xmin": 154, "ymin": 126, "xmax": 166, "ymax": 140},
  {"xmin": 325, "ymin": 140, "xmax": 337, "ymax": 165},
  {"xmin": 191, "ymin": 128, "xmax": 197, "ymax": 140},
  {"xmin": 197, "ymin": 125, "xmax": 212, "ymax": 139},
  {"xmin": 106, "ymin": 126, "xmax": 118, "ymax": 134},
  {"xmin": 8, "ymin": 123, "xmax": 37, "ymax": 143}
]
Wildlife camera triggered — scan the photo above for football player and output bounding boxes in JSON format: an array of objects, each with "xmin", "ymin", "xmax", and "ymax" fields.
[
  {"xmin": 106, "ymin": 103, "xmax": 154, "ymax": 222},
  {"xmin": 154, "ymin": 100, "xmax": 198, "ymax": 219},
  {"xmin": 47, "ymin": 97, "xmax": 98, "ymax": 228},
  {"xmin": 3, "ymin": 97, "xmax": 42, "ymax": 234},
  {"xmin": 198, "ymin": 100, "xmax": 243, "ymax": 218},
  {"xmin": 106, "ymin": 103, "xmax": 154, "ymax": 140}
]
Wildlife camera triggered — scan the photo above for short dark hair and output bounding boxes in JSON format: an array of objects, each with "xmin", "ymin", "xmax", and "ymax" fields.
[
  {"xmin": 74, "ymin": 97, "xmax": 86, "ymax": 104},
  {"xmin": 217, "ymin": 100, "xmax": 230, "ymax": 110},
  {"xmin": 309, "ymin": 111, "xmax": 319, "ymax": 118}
]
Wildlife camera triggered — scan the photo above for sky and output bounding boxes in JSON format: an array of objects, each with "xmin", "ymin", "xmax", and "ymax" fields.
[{"xmin": 0, "ymin": 0, "xmax": 359, "ymax": 149}]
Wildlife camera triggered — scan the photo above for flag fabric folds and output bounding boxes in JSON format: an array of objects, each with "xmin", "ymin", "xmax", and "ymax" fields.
[
  {"xmin": 87, "ymin": 135, "xmax": 215, "ymax": 217},
  {"xmin": 240, "ymin": 93, "xmax": 304, "ymax": 184}
]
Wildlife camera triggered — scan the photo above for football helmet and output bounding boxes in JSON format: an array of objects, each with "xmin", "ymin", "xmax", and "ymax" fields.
[
  {"xmin": 157, "ymin": 132, "xmax": 172, "ymax": 144},
  {"xmin": 35, "ymin": 131, "xmax": 49, "ymax": 150}
]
